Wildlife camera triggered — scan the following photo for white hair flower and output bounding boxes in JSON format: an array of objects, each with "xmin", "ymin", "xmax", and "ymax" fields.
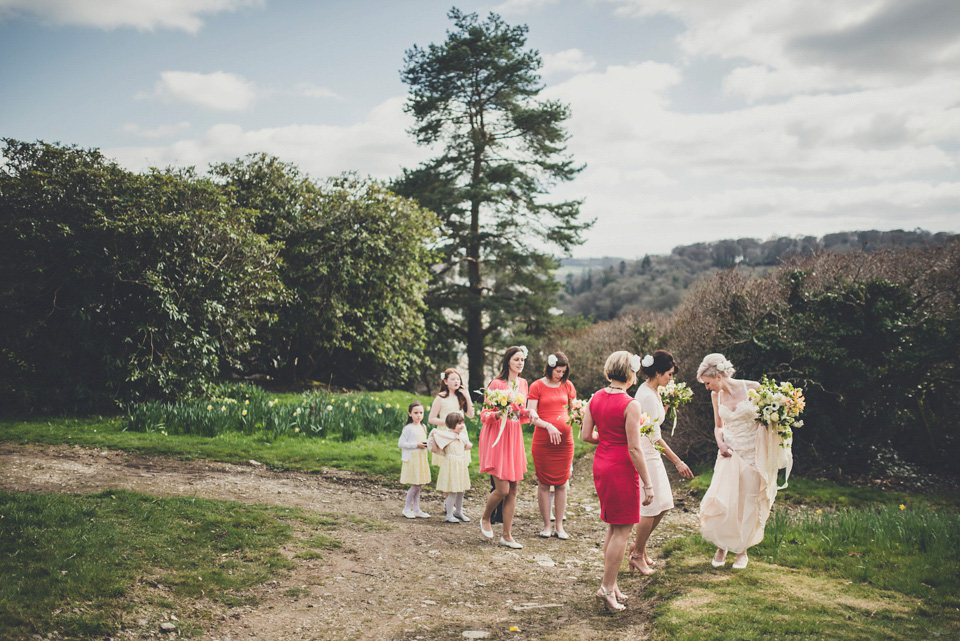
[
  {"xmin": 518, "ymin": 345, "xmax": 528, "ymax": 359},
  {"xmin": 716, "ymin": 360, "xmax": 733, "ymax": 372},
  {"xmin": 641, "ymin": 354, "xmax": 654, "ymax": 368},
  {"xmin": 629, "ymin": 354, "xmax": 642, "ymax": 372},
  {"xmin": 547, "ymin": 354, "xmax": 558, "ymax": 367},
  {"xmin": 440, "ymin": 372, "xmax": 446, "ymax": 381}
]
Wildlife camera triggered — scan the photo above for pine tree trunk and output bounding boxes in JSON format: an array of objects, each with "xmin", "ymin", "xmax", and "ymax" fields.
[{"xmin": 467, "ymin": 144, "xmax": 485, "ymax": 400}]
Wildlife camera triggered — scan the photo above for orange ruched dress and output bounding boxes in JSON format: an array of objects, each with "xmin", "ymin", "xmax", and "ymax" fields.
[{"xmin": 529, "ymin": 379, "xmax": 576, "ymax": 487}]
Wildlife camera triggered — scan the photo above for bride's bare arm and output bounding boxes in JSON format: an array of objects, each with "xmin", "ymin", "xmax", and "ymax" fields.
[{"xmin": 712, "ymin": 391, "xmax": 732, "ymax": 457}]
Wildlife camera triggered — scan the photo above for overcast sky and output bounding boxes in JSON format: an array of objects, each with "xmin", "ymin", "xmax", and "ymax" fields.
[{"xmin": 1, "ymin": 0, "xmax": 958, "ymax": 258}]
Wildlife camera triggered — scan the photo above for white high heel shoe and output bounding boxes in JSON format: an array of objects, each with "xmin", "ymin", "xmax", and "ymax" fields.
[{"xmin": 732, "ymin": 553, "xmax": 748, "ymax": 569}]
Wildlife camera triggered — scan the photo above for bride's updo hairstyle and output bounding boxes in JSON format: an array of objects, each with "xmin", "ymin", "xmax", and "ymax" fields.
[
  {"xmin": 640, "ymin": 350, "xmax": 677, "ymax": 379},
  {"xmin": 604, "ymin": 351, "xmax": 638, "ymax": 386},
  {"xmin": 697, "ymin": 353, "xmax": 735, "ymax": 381}
]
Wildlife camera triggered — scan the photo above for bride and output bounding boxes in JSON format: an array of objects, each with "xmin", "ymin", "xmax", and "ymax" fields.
[{"xmin": 696, "ymin": 353, "xmax": 783, "ymax": 569}]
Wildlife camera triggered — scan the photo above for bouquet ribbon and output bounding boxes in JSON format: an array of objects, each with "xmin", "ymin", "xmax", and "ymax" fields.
[{"xmin": 491, "ymin": 414, "xmax": 508, "ymax": 447}]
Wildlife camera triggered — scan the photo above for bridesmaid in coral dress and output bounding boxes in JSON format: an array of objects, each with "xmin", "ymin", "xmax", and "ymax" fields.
[
  {"xmin": 582, "ymin": 351, "xmax": 654, "ymax": 613},
  {"xmin": 479, "ymin": 346, "xmax": 529, "ymax": 549},
  {"xmin": 527, "ymin": 351, "xmax": 577, "ymax": 539}
]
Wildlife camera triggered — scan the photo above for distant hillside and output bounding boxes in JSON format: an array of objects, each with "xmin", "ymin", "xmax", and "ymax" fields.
[{"xmin": 558, "ymin": 229, "xmax": 957, "ymax": 321}]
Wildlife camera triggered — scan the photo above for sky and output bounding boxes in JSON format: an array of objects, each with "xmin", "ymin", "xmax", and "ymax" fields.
[{"xmin": 1, "ymin": 0, "xmax": 958, "ymax": 259}]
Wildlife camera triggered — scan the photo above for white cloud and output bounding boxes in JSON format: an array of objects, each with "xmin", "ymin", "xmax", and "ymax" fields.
[
  {"xmin": 0, "ymin": 0, "xmax": 263, "ymax": 33},
  {"xmin": 295, "ymin": 82, "xmax": 342, "ymax": 100},
  {"xmin": 541, "ymin": 49, "xmax": 596, "ymax": 77},
  {"xmin": 138, "ymin": 71, "xmax": 258, "ymax": 111},
  {"xmin": 106, "ymin": 96, "xmax": 431, "ymax": 180},
  {"xmin": 543, "ymin": 60, "xmax": 959, "ymax": 257},
  {"xmin": 603, "ymin": 0, "xmax": 960, "ymax": 101},
  {"xmin": 492, "ymin": 0, "xmax": 559, "ymax": 15},
  {"xmin": 121, "ymin": 121, "xmax": 191, "ymax": 138}
]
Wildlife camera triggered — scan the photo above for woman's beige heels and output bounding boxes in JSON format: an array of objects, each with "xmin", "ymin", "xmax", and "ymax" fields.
[{"xmin": 596, "ymin": 586, "xmax": 625, "ymax": 613}]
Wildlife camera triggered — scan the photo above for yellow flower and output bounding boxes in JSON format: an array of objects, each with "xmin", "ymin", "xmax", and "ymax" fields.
[
  {"xmin": 294, "ymin": 427, "xmax": 300, "ymax": 433},
  {"xmin": 207, "ymin": 405, "xmax": 213, "ymax": 411},
  {"xmin": 815, "ymin": 509, "xmax": 822, "ymax": 515},
  {"xmin": 242, "ymin": 410, "xmax": 248, "ymax": 416},
  {"xmin": 899, "ymin": 504, "xmax": 906, "ymax": 510},
  {"xmin": 385, "ymin": 403, "xmax": 392, "ymax": 408},
  {"xmin": 377, "ymin": 409, "xmax": 383, "ymax": 414},
  {"xmin": 509, "ymin": 626, "xmax": 520, "ymax": 632},
  {"xmin": 326, "ymin": 405, "xmax": 333, "ymax": 411},
  {"xmin": 221, "ymin": 406, "xmax": 227, "ymax": 411},
  {"xmin": 351, "ymin": 407, "xmax": 356, "ymax": 413},
  {"xmin": 244, "ymin": 399, "xmax": 250, "ymax": 405}
]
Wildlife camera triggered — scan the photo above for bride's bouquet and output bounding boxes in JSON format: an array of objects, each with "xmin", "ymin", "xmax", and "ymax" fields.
[
  {"xmin": 476, "ymin": 379, "xmax": 527, "ymax": 447},
  {"xmin": 749, "ymin": 377, "xmax": 805, "ymax": 446},
  {"xmin": 658, "ymin": 380, "xmax": 694, "ymax": 436}
]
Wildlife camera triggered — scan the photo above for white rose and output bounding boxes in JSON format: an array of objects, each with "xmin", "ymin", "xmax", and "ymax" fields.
[
  {"xmin": 641, "ymin": 354, "xmax": 654, "ymax": 368},
  {"xmin": 547, "ymin": 354, "xmax": 558, "ymax": 367},
  {"xmin": 629, "ymin": 354, "xmax": 642, "ymax": 372}
]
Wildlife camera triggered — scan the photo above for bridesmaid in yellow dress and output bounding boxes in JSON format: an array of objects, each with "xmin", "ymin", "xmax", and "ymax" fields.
[
  {"xmin": 398, "ymin": 402, "xmax": 431, "ymax": 519},
  {"xmin": 429, "ymin": 411, "xmax": 473, "ymax": 522}
]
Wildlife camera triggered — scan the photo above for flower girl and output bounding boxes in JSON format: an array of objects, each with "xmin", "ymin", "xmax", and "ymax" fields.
[
  {"xmin": 428, "ymin": 411, "xmax": 472, "ymax": 523},
  {"xmin": 398, "ymin": 402, "xmax": 431, "ymax": 519}
]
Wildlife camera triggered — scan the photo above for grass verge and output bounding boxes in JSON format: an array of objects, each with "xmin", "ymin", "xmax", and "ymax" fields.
[
  {"xmin": 0, "ymin": 489, "xmax": 300, "ymax": 640},
  {"xmin": 646, "ymin": 499, "xmax": 960, "ymax": 641}
]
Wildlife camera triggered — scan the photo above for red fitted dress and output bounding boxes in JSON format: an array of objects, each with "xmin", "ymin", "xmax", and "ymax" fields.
[
  {"xmin": 529, "ymin": 379, "xmax": 576, "ymax": 487},
  {"xmin": 591, "ymin": 389, "xmax": 643, "ymax": 524}
]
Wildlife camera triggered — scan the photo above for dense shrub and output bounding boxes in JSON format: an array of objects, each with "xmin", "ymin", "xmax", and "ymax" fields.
[
  {"xmin": 0, "ymin": 140, "xmax": 283, "ymax": 411},
  {"xmin": 549, "ymin": 242, "xmax": 960, "ymax": 475}
]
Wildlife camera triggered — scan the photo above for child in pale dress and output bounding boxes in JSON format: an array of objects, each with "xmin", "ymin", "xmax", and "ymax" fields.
[
  {"xmin": 398, "ymin": 402, "xmax": 431, "ymax": 519},
  {"xmin": 428, "ymin": 368, "xmax": 475, "ymax": 467},
  {"xmin": 428, "ymin": 411, "xmax": 472, "ymax": 523}
]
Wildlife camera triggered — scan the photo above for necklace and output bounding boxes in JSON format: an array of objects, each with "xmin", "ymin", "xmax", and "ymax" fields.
[{"xmin": 605, "ymin": 385, "xmax": 628, "ymax": 394}]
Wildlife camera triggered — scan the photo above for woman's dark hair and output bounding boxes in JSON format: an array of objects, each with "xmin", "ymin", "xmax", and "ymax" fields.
[
  {"xmin": 640, "ymin": 349, "xmax": 677, "ymax": 379},
  {"xmin": 544, "ymin": 351, "xmax": 571, "ymax": 383},
  {"xmin": 495, "ymin": 346, "xmax": 525, "ymax": 381},
  {"xmin": 444, "ymin": 411, "xmax": 465, "ymax": 429},
  {"xmin": 437, "ymin": 368, "xmax": 468, "ymax": 411}
]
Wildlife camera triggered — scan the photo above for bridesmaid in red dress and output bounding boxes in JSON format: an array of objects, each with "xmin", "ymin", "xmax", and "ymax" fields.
[
  {"xmin": 479, "ymin": 346, "xmax": 529, "ymax": 549},
  {"xmin": 582, "ymin": 351, "xmax": 655, "ymax": 613},
  {"xmin": 527, "ymin": 351, "xmax": 576, "ymax": 540}
]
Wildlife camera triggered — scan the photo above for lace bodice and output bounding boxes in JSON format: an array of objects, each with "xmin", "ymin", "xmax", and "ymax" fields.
[{"xmin": 719, "ymin": 392, "xmax": 759, "ymax": 464}]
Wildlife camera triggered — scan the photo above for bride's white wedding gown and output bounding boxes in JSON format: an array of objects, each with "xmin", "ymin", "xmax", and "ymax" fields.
[{"xmin": 699, "ymin": 382, "xmax": 788, "ymax": 554}]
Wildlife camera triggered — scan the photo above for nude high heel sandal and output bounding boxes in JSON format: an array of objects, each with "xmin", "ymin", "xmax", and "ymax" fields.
[{"xmin": 596, "ymin": 586, "xmax": 625, "ymax": 613}]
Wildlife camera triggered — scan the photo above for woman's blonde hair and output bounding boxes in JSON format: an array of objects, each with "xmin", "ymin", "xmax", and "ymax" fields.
[
  {"xmin": 697, "ymin": 353, "xmax": 736, "ymax": 381},
  {"xmin": 604, "ymin": 351, "xmax": 637, "ymax": 386}
]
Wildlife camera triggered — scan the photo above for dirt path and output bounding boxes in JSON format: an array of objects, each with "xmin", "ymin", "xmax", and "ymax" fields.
[{"xmin": 0, "ymin": 443, "xmax": 699, "ymax": 641}]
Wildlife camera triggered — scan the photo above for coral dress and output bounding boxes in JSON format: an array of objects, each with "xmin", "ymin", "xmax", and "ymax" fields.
[
  {"xmin": 635, "ymin": 384, "xmax": 675, "ymax": 516},
  {"xmin": 530, "ymin": 379, "xmax": 576, "ymax": 487},
  {"xmin": 591, "ymin": 389, "xmax": 644, "ymax": 524},
  {"xmin": 699, "ymin": 381, "xmax": 783, "ymax": 553},
  {"xmin": 478, "ymin": 377, "xmax": 528, "ymax": 482}
]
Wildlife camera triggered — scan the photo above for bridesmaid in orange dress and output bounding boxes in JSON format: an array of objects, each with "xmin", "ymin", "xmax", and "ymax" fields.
[
  {"xmin": 527, "ymin": 351, "xmax": 577, "ymax": 539},
  {"xmin": 478, "ymin": 345, "xmax": 529, "ymax": 549}
]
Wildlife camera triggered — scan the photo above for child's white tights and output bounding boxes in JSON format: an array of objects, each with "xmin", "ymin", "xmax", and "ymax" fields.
[
  {"xmin": 405, "ymin": 485, "xmax": 421, "ymax": 511},
  {"xmin": 444, "ymin": 492, "xmax": 466, "ymax": 521}
]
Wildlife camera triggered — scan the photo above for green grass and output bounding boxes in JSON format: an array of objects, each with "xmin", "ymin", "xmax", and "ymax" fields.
[
  {"xmin": 645, "ymin": 489, "xmax": 960, "ymax": 641},
  {"xmin": 688, "ymin": 469, "xmax": 960, "ymax": 510},
  {"xmin": 0, "ymin": 489, "xmax": 299, "ymax": 640},
  {"xmin": 0, "ymin": 388, "xmax": 594, "ymax": 485}
]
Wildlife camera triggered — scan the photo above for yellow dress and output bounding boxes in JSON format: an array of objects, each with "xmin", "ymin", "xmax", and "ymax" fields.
[
  {"xmin": 433, "ymin": 427, "xmax": 472, "ymax": 493},
  {"xmin": 400, "ymin": 423, "xmax": 431, "ymax": 485}
]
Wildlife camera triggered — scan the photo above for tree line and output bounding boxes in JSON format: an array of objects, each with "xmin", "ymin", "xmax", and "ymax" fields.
[
  {"xmin": 559, "ymin": 230, "xmax": 957, "ymax": 321},
  {"xmin": 1, "ymin": 8, "xmax": 588, "ymax": 412}
]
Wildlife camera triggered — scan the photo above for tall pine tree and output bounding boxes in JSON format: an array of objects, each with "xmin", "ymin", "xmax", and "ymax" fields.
[{"xmin": 394, "ymin": 8, "xmax": 591, "ymax": 393}]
